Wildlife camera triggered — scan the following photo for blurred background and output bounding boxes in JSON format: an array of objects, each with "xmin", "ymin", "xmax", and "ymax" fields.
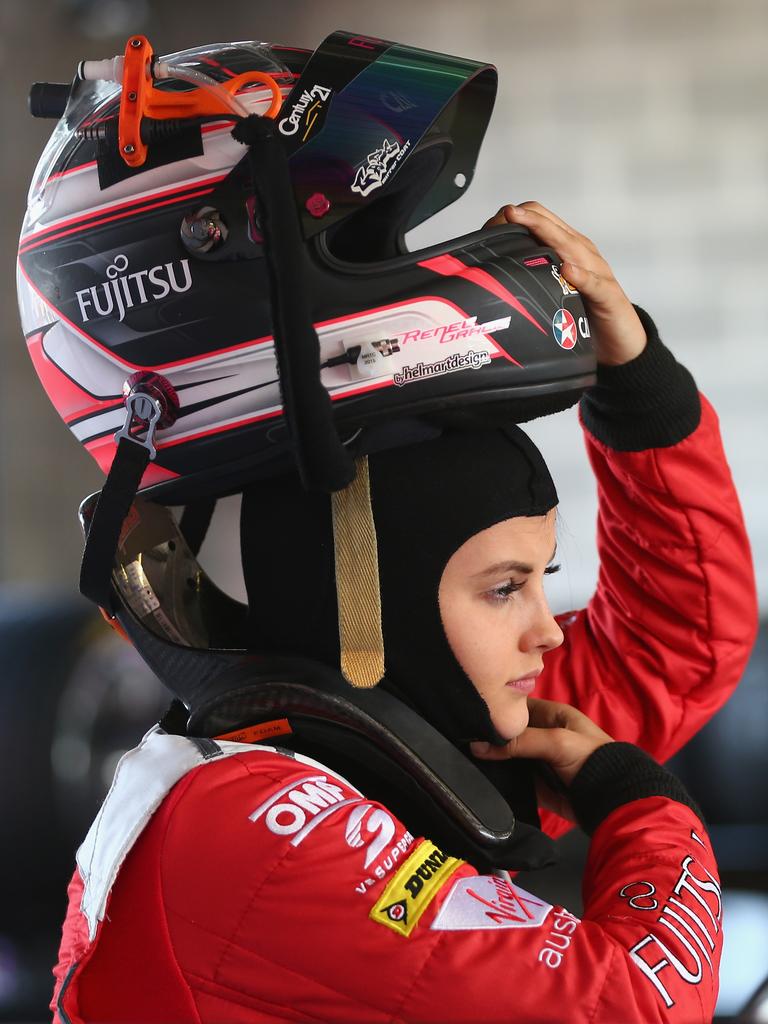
[{"xmin": 1, "ymin": 0, "xmax": 766, "ymax": 1019}]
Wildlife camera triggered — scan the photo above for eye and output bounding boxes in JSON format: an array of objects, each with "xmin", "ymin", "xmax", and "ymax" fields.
[
  {"xmin": 486, "ymin": 579, "xmax": 524, "ymax": 602},
  {"xmin": 544, "ymin": 563, "xmax": 562, "ymax": 576}
]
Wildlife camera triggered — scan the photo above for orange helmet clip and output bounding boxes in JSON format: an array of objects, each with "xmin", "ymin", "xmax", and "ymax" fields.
[{"xmin": 118, "ymin": 35, "xmax": 283, "ymax": 167}]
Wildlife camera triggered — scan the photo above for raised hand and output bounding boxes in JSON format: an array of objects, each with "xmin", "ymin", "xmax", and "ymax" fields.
[{"xmin": 485, "ymin": 202, "xmax": 647, "ymax": 366}]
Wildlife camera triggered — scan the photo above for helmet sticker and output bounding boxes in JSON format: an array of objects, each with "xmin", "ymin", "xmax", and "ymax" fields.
[
  {"xmin": 551, "ymin": 262, "xmax": 578, "ymax": 296},
  {"xmin": 396, "ymin": 314, "xmax": 511, "ymax": 347},
  {"xmin": 75, "ymin": 254, "xmax": 192, "ymax": 324},
  {"xmin": 393, "ymin": 349, "xmax": 491, "ymax": 387},
  {"xmin": 351, "ymin": 137, "xmax": 412, "ymax": 197},
  {"xmin": 552, "ymin": 308, "xmax": 578, "ymax": 350},
  {"xmin": 278, "ymin": 83, "xmax": 333, "ymax": 141}
]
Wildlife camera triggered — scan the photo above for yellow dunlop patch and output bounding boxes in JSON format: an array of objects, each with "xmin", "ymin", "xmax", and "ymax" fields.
[{"xmin": 369, "ymin": 840, "xmax": 463, "ymax": 937}]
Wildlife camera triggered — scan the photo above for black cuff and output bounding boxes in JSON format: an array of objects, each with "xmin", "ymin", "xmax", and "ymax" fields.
[
  {"xmin": 579, "ymin": 306, "xmax": 701, "ymax": 451},
  {"xmin": 569, "ymin": 742, "xmax": 702, "ymax": 836}
]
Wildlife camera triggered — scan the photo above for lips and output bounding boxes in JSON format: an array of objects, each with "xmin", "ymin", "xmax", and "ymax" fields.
[{"xmin": 505, "ymin": 671, "xmax": 541, "ymax": 695}]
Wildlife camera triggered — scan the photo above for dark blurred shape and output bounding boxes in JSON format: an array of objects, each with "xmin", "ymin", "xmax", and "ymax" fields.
[
  {"xmin": 738, "ymin": 972, "xmax": 768, "ymax": 1022},
  {"xmin": 0, "ymin": 587, "xmax": 167, "ymax": 1021},
  {"xmin": 0, "ymin": 938, "xmax": 19, "ymax": 1005},
  {"xmin": 670, "ymin": 622, "xmax": 768, "ymax": 874},
  {"xmin": 57, "ymin": 0, "xmax": 150, "ymax": 39},
  {"xmin": 28, "ymin": 82, "xmax": 71, "ymax": 119}
]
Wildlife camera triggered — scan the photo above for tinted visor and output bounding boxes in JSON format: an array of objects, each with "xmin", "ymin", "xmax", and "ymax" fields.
[
  {"xmin": 81, "ymin": 492, "xmax": 248, "ymax": 651},
  {"xmin": 277, "ymin": 30, "xmax": 497, "ymax": 238}
]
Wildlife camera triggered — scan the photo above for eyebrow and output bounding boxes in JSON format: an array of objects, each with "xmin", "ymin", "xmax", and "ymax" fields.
[{"xmin": 473, "ymin": 546, "xmax": 559, "ymax": 579}]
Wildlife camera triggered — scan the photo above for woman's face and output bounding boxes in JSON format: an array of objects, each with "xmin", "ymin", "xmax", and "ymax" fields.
[{"xmin": 438, "ymin": 509, "xmax": 563, "ymax": 741}]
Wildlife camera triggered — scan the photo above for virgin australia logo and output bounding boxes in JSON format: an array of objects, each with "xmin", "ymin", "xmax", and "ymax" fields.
[{"xmin": 75, "ymin": 253, "xmax": 192, "ymax": 323}]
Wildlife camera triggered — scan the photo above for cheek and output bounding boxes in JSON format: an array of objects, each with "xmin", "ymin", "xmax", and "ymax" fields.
[
  {"xmin": 442, "ymin": 598, "xmax": 518, "ymax": 687},
  {"xmin": 488, "ymin": 696, "xmax": 530, "ymax": 742}
]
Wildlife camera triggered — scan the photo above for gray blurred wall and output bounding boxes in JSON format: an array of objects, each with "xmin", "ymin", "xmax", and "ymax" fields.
[{"xmin": 2, "ymin": 0, "xmax": 766, "ymax": 615}]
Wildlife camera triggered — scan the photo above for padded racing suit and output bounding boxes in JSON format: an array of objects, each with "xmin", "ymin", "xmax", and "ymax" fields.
[{"xmin": 51, "ymin": 315, "xmax": 757, "ymax": 1023}]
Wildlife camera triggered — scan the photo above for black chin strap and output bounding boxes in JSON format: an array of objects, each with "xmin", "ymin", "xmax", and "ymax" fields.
[
  {"xmin": 231, "ymin": 114, "xmax": 354, "ymax": 493},
  {"xmin": 79, "ymin": 435, "xmax": 152, "ymax": 609},
  {"xmin": 179, "ymin": 497, "xmax": 216, "ymax": 556}
]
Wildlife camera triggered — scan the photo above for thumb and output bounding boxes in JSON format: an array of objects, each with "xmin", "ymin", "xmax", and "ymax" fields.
[
  {"xmin": 505, "ymin": 728, "xmax": 567, "ymax": 763},
  {"xmin": 470, "ymin": 725, "xmax": 592, "ymax": 785},
  {"xmin": 469, "ymin": 730, "xmax": 562, "ymax": 763}
]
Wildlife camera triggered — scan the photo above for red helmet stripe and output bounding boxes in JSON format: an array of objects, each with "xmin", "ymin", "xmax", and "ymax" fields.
[
  {"xmin": 418, "ymin": 253, "xmax": 546, "ymax": 342},
  {"xmin": 26, "ymin": 325, "xmax": 119, "ymax": 420},
  {"xmin": 19, "ymin": 173, "xmax": 229, "ymax": 249}
]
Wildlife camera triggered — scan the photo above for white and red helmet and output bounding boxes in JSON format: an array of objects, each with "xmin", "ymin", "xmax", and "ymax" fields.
[{"xmin": 18, "ymin": 30, "xmax": 594, "ymax": 507}]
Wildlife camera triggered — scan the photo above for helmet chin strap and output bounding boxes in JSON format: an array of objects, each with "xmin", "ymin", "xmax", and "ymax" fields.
[
  {"xmin": 80, "ymin": 392, "xmax": 165, "ymax": 610},
  {"xmin": 231, "ymin": 113, "xmax": 354, "ymax": 493}
]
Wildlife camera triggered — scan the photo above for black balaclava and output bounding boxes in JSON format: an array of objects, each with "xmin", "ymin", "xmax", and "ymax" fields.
[{"xmin": 240, "ymin": 425, "xmax": 558, "ymax": 754}]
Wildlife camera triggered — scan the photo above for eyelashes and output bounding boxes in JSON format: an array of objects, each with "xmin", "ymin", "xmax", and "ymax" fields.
[
  {"xmin": 486, "ymin": 564, "xmax": 562, "ymax": 603},
  {"xmin": 488, "ymin": 580, "xmax": 524, "ymax": 601}
]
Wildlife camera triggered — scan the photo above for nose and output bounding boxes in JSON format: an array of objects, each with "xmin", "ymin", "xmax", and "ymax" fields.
[{"xmin": 520, "ymin": 594, "xmax": 564, "ymax": 654}]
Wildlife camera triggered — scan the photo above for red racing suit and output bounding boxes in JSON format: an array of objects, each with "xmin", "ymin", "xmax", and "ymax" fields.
[
  {"xmin": 52, "ymin": 323, "xmax": 757, "ymax": 1023},
  {"xmin": 53, "ymin": 735, "xmax": 724, "ymax": 1023}
]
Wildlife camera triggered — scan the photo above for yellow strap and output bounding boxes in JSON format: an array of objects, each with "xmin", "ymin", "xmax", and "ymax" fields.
[{"xmin": 331, "ymin": 455, "xmax": 385, "ymax": 688}]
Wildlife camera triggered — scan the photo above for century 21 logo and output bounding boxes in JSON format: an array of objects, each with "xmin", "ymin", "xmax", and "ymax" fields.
[
  {"xmin": 75, "ymin": 253, "xmax": 192, "ymax": 323},
  {"xmin": 278, "ymin": 84, "xmax": 332, "ymax": 138}
]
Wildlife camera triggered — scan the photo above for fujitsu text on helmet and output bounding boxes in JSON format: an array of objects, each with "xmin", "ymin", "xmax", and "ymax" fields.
[{"xmin": 18, "ymin": 31, "xmax": 592, "ymax": 870}]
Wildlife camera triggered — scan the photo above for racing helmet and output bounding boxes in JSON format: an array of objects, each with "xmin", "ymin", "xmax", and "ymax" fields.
[{"xmin": 19, "ymin": 30, "xmax": 594, "ymax": 508}]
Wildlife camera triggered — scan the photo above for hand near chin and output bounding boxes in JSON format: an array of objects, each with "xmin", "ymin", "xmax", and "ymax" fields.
[
  {"xmin": 470, "ymin": 697, "xmax": 614, "ymax": 821},
  {"xmin": 484, "ymin": 201, "xmax": 647, "ymax": 367}
]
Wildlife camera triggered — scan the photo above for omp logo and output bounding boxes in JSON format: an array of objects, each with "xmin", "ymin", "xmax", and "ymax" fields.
[
  {"xmin": 249, "ymin": 773, "xmax": 361, "ymax": 846},
  {"xmin": 75, "ymin": 253, "xmax": 192, "ymax": 323}
]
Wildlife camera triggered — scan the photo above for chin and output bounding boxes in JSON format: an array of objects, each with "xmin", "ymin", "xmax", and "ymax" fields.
[{"xmin": 491, "ymin": 698, "xmax": 530, "ymax": 742}]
